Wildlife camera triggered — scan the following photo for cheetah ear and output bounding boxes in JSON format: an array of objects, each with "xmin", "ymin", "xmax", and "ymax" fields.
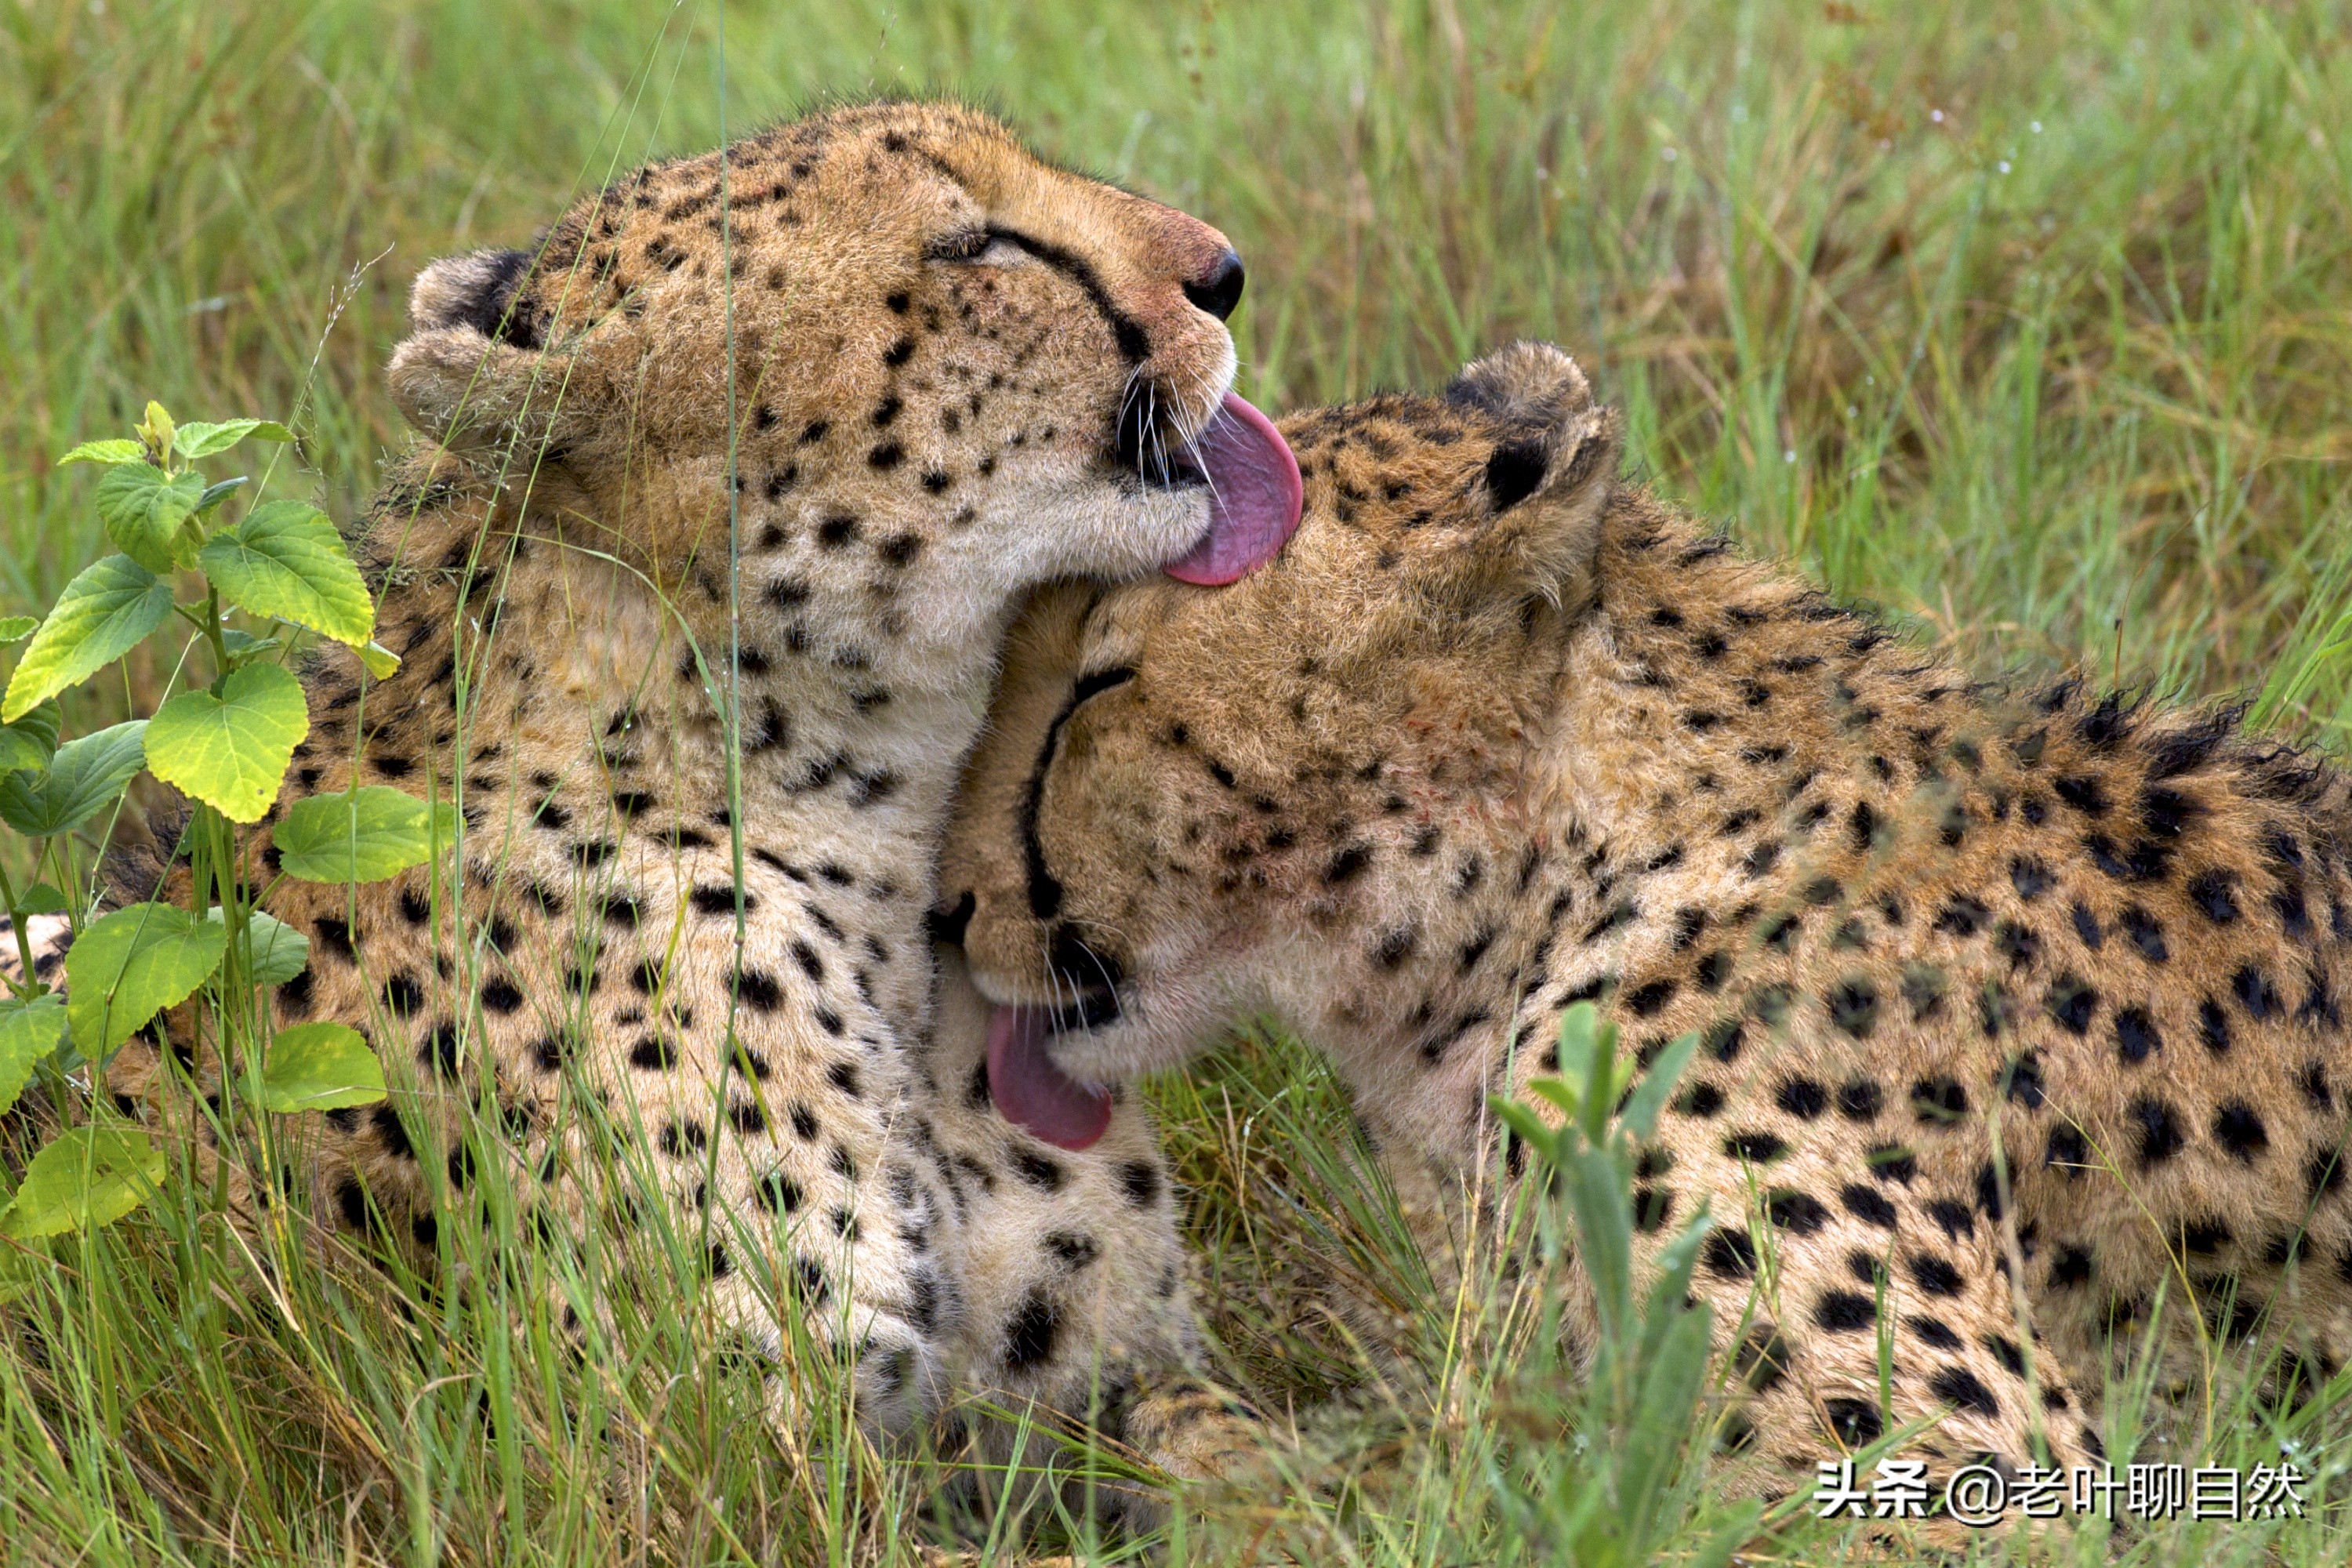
[
  {"xmin": 389, "ymin": 248, "xmax": 586, "ymax": 454},
  {"xmin": 1439, "ymin": 341, "xmax": 1621, "ymax": 607}
]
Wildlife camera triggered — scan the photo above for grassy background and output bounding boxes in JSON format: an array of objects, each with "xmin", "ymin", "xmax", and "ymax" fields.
[{"xmin": 3, "ymin": 0, "xmax": 2350, "ymax": 1562}]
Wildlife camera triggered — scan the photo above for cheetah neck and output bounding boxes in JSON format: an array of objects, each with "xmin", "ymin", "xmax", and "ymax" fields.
[{"xmin": 313, "ymin": 452, "xmax": 1016, "ymax": 1036}]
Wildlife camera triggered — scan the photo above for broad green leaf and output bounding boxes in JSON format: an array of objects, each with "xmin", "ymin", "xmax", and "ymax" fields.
[
  {"xmin": 11, "ymin": 884, "xmax": 71, "ymax": 916},
  {"xmin": 0, "ymin": 995, "xmax": 67, "ymax": 1117},
  {"xmin": 143, "ymin": 662, "xmax": 307, "ymax": 822},
  {"xmin": 0, "ymin": 1124, "xmax": 165, "ymax": 1240},
  {"xmin": 65, "ymin": 902, "xmax": 225, "ymax": 1054},
  {"xmin": 0, "ymin": 701, "xmax": 61, "ymax": 772},
  {"xmin": 58, "ymin": 438, "xmax": 145, "ymax": 467},
  {"xmin": 0, "ymin": 728, "xmax": 146, "ymax": 846},
  {"xmin": 194, "ymin": 475, "xmax": 248, "ymax": 514},
  {"xmin": 220, "ymin": 630, "xmax": 281, "ymax": 660},
  {"xmin": 96, "ymin": 462, "xmax": 207, "ymax": 573},
  {"xmin": 0, "ymin": 616, "xmax": 37, "ymax": 644},
  {"xmin": 173, "ymin": 419, "xmax": 292, "ymax": 459},
  {"xmin": 358, "ymin": 641, "xmax": 400, "ymax": 679},
  {"xmin": 1617, "ymin": 1029, "xmax": 1699, "ymax": 1145},
  {"xmin": 197, "ymin": 500, "xmax": 372, "ymax": 648},
  {"xmin": 259, "ymin": 1022, "xmax": 385, "ymax": 1113},
  {"xmin": 0, "ymin": 721, "xmax": 147, "ymax": 837},
  {"xmin": 276, "ymin": 786, "xmax": 449, "ymax": 884},
  {"xmin": 206, "ymin": 907, "xmax": 309, "ymax": 988},
  {"xmin": 2, "ymin": 555, "xmax": 172, "ymax": 720}
]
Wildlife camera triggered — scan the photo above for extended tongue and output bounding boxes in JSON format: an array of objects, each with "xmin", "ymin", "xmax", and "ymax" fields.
[
  {"xmin": 987, "ymin": 1004, "xmax": 1113, "ymax": 1150},
  {"xmin": 1163, "ymin": 391, "xmax": 1304, "ymax": 586}
]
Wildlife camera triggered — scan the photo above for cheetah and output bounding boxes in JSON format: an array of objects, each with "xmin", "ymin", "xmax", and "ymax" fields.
[
  {"xmin": 936, "ymin": 340, "xmax": 2352, "ymax": 1499},
  {"xmin": 75, "ymin": 101, "xmax": 1302, "ymax": 1485}
]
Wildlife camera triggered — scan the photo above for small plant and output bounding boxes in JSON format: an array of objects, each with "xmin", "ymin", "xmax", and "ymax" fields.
[
  {"xmin": 1486, "ymin": 1004, "xmax": 1761, "ymax": 1568},
  {"xmin": 0, "ymin": 402, "xmax": 442, "ymax": 1277}
]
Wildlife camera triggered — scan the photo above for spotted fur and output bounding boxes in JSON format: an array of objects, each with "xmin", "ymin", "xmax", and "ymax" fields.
[
  {"xmin": 942, "ymin": 341, "xmax": 2352, "ymax": 1502},
  {"xmin": 65, "ymin": 101, "xmax": 1261, "ymax": 1496}
]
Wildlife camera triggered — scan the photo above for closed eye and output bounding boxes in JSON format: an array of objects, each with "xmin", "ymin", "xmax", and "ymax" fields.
[
  {"xmin": 924, "ymin": 227, "xmax": 1018, "ymax": 264},
  {"xmin": 1070, "ymin": 666, "xmax": 1136, "ymax": 706}
]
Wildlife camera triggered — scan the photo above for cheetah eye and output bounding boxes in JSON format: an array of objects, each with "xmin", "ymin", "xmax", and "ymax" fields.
[{"xmin": 924, "ymin": 227, "xmax": 996, "ymax": 262}]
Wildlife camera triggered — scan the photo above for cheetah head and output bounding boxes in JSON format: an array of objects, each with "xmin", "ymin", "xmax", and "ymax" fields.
[
  {"xmin": 937, "ymin": 342, "xmax": 1621, "ymax": 1145},
  {"xmin": 387, "ymin": 102, "xmax": 1301, "ymax": 662}
]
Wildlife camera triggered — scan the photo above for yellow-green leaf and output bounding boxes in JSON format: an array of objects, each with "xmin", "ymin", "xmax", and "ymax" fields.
[
  {"xmin": 65, "ymin": 902, "xmax": 226, "ymax": 1055},
  {"xmin": 2, "ymin": 555, "xmax": 172, "ymax": 721},
  {"xmin": 0, "ymin": 995, "xmax": 67, "ymax": 1117},
  {"xmin": 96, "ymin": 463, "xmax": 207, "ymax": 573},
  {"xmin": 1, "ymin": 1124, "xmax": 165, "ymax": 1240},
  {"xmin": 143, "ymin": 662, "xmax": 307, "ymax": 822},
  {"xmin": 358, "ymin": 641, "xmax": 401, "ymax": 679},
  {"xmin": 197, "ymin": 500, "xmax": 373, "ymax": 648},
  {"xmin": 259, "ymin": 1022, "xmax": 385, "ymax": 1113},
  {"xmin": 276, "ymin": 786, "xmax": 452, "ymax": 884},
  {"xmin": 0, "ymin": 701, "xmax": 61, "ymax": 773},
  {"xmin": 57, "ymin": 438, "xmax": 145, "ymax": 468},
  {"xmin": 173, "ymin": 419, "xmax": 292, "ymax": 460},
  {"xmin": 0, "ymin": 720, "xmax": 148, "ymax": 838},
  {"xmin": 0, "ymin": 616, "xmax": 38, "ymax": 644}
]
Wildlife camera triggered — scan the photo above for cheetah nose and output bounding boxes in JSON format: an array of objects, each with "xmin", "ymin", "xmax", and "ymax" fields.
[{"xmin": 1183, "ymin": 249, "xmax": 1245, "ymax": 321}]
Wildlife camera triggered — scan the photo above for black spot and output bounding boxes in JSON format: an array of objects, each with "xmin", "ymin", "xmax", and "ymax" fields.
[
  {"xmin": 2114, "ymin": 1007, "xmax": 2159, "ymax": 1064},
  {"xmin": 1929, "ymin": 1366, "xmax": 1999, "ymax": 1417},
  {"xmin": 1002, "ymin": 1288, "xmax": 1060, "ymax": 1370},
  {"xmin": 2234, "ymin": 964, "xmax": 2278, "ymax": 1020},
  {"xmin": 1868, "ymin": 1142, "xmax": 1918, "ymax": 1183},
  {"xmin": 1766, "ymin": 1188, "xmax": 1828, "ymax": 1233},
  {"xmin": 630, "ymin": 1035, "xmax": 677, "ymax": 1070},
  {"xmin": 1842, "ymin": 1183, "xmax": 1897, "ymax": 1227},
  {"xmin": 1120, "ymin": 1160, "xmax": 1162, "ymax": 1207},
  {"xmin": 1011, "ymin": 1149, "xmax": 1065, "ymax": 1191},
  {"xmin": 2130, "ymin": 1096, "xmax": 2184, "ymax": 1167},
  {"xmin": 2188, "ymin": 869, "xmax": 2241, "ymax": 924},
  {"xmin": 380, "ymin": 972, "xmax": 423, "ymax": 1014},
  {"xmin": 314, "ymin": 917, "xmax": 355, "ymax": 964},
  {"xmin": 2045, "ymin": 974, "xmax": 2098, "ymax": 1035},
  {"xmin": 1910, "ymin": 1254, "xmax": 1964, "ymax": 1297},
  {"xmin": 2071, "ymin": 902, "xmax": 2103, "ymax": 948},
  {"xmin": 1911, "ymin": 1076, "xmax": 1967, "ymax": 1125},
  {"xmin": 1676, "ymin": 1081, "xmax": 1726, "ymax": 1117},
  {"xmin": 1776, "ymin": 1077, "xmax": 1828, "ymax": 1119},
  {"xmin": 1907, "ymin": 1315, "xmax": 1962, "ymax": 1350},
  {"xmin": 2212, "ymin": 1102, "xmax": 2268, "ymax": 1161},
  {"xmin": 1815, "ymin": 1290, "xmax": 1878, "ymax": 1332},
  {"xmin": 2010, "ymin": 856, "xmax": 2053, "ymax": 900},
  {"xmin": 1824, "ymin": 1399, "xmax": 1884, "ymax": 1447},
  {"xmin": 1703, "ymin": 1229, "xmax": 1757, "ymax": 1279},
  {"xmin": 1624, "ymin": 978, "xmax": 1678, "ymax": 1016},
  {"xmin": 1827, "ymin": 979, "xmax": 1879, "ymax": 1038},
  {"xmin": 479, "ymin": 976, "xmax": 522, "ymax": 1014},
  {"xmin": 1725, "ymin": 1131, "xmax": 1788, "ymax": 1163},
  {"xmin": 2046, "ymin": 1123, "xmax": 2090, "ymax": 1177},
  {"xmin": 1836, "ymin": 1079, "xmax": 1884, "ymax": 1120}
]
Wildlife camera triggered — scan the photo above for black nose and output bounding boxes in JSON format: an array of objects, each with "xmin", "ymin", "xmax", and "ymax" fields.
[{"xmin": 1183, "ymin": 249, "xmax": 1245, "ymax": 321}]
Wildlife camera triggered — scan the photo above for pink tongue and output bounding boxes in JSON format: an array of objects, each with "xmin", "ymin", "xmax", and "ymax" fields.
[
  {"xmin": 1163, "ymin": 391, "xmax": 1304, "ymax": 586},
  {"xmin": 987, "ymin": 1004, "xmax": 1113, "ymax": 1150}
]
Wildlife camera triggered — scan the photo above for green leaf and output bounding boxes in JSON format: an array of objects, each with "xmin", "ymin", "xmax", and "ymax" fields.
[
  {"xmin": 173, "ymin": 419, "xmax": 292, "ymax": 459},
  {"xmin": 57, "ymin": 438, "xmax": 146, "ymax": 468},
  {"xmin": 0, "ymin": 701, "xmax": 62, "ymax": 773},
  {"xmin": 276, "ymin": 786, "xmax": 449, "ymax": 884},
  {"xmin": 219, "ymin": 630, "xmax": 281, "ymax": 661},
  {"xmin": 2, "ymin": 555, "xmax": 172, "ymax": 720},
  {"xmin": 259, "ymin": 1022, "xmax": 385, "ymax": 1113},
  {"xmin": 0, "ymin": 720, "xmax": 148, "ymax": 837},
  {"xmin": 64, "ymin": 902, "xmax": 225, "ymax": 1055},
  {"xmin": 358, "ymin": 641, "xmax": 400, "ymax": 679},
  {"xmin": 0, "ymin": 1124, "xmax": 165, "ymax": 1240},
  {"xmin": 194, "ymin": 475, "xmax": 248, "ymax": 514},
  {"xmin": 143, "ymin": 662, "xmax": 307, "ymax": 822},
  {"xmin": 96, "ymin": 462, "xmax": 208, "ymax": 573},
  {"xmin": 0, "ymin": 617, "xmax": 38, "ymax": 644},
  {"xmin": 11, "ymin": 884, "xmax": 71, "ymax": 916},
  {"xmin": 196, "ymin": 500, "xmax": 372, "ymax": 648},
  {"xmin": 0, "ymin": 995, "xmax": 67, "ymax": 1117},
  {"xmin": 207, "ymin": 907, "xmax": 309, "ymax": 988},
  {"xmin": 1617, "ymin": 1029, "xmax": 1699, "ymax": 1146}
]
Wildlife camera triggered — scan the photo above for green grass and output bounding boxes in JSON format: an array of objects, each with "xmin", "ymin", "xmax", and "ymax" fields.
[{"xmin": 4, "ymin": 0, "xmax": 2352, "ymax": 1561}]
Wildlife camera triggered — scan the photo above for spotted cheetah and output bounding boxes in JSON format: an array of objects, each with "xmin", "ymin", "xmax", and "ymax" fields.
[
  {"xmin": 937, "ymin": 341, "xmax": 2352, "ymax": 1499},
  {"xmin": 72, "ymin": 101, "xmax": 1301, "ymax": 1487}
]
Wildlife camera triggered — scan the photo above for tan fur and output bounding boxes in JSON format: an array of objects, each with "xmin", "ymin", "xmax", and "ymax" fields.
[
  {"xmin": 77, "ymin": 101, "xmax": 1262, "ymax": 1492},
  {"xmin": 942, "ymin": 341, "xmax": 2352, "ymax": 1501}
]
